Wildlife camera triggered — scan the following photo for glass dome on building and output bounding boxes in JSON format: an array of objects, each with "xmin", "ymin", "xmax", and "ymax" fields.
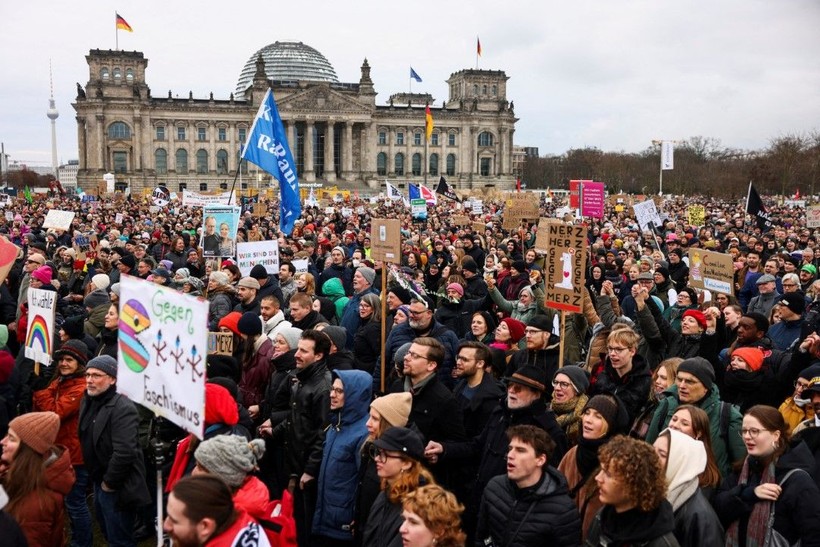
[{"xmin": 235, "ymin": 41, "xmax": 339, "ymax": 96}]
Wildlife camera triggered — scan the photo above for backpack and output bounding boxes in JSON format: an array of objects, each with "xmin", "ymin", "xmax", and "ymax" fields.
[{"xmin": 257, "ymin": 490, "xmax": 297, "ymax": 547}]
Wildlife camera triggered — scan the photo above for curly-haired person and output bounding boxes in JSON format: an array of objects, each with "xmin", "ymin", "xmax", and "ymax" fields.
[
  {"xmin": 585, "ymin": 435, "xmax": 679, "ymax": 547},
  {"xmin": 400, "ymin": 484, "xmax": 466, "ymax": 547}
]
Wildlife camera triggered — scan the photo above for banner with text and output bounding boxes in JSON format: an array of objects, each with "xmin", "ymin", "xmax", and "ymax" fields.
[
  {"xmin": 688, "ymin": 249, "xmax": 734, "ymax": 296},
  {"xmin": 370, "ymin": 219, "xmax": 401, "ymax": 263},
  {"xmin": 182, "ymin": 189, "xmax": 235, "ymax": 207},
  {"xmin": 117, "ymin": 276, "xmax": 208, "ymax": 438},
  {"xmin": 808, "ymin": 206, "xmax": 820, "ymax": 228},
  {"xmin": 43, "ymin": 210, "xmax": 76, "ymax": 231},
  {"xmin": 236, "ymin": 240, "xmax": 280, "ymax": 277},
  {"xmin": 536, "ymin": 219, "xmax": 588, "ymax": 313},
  {"xmin": 580, "ymin": 181, "xmax": 605, "ymax": 219},
  {"xmin": 25, "ymin": 288, "xmax": 56, "ymax": 366}
]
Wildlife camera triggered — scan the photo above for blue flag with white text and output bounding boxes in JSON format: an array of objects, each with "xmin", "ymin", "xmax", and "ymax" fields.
[
  {"xmin": 410, "ymin": 67, "xmax": 422, "ymax": 83},
  {"xmin": 241, "ymin": 89, "xmax": 301, "ymax": 235},
  {"xmin": 408, "ymin": 183, "xmax": 421, "ymax": 200}
]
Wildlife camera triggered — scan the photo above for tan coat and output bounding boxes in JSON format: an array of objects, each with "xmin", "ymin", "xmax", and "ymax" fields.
[{"xmin": 557, "ymin": 445, "xmax": 602, "ymax": 542}]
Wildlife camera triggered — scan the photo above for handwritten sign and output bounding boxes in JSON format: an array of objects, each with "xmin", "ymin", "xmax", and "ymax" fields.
[
  {"xmin": 633, "ymin": 200, "xmax": 662, "ymax": 232},
  {"xmin": 207, "ymin": 332, "xmax": 234, "ymax": 356},
  {"xmin": 808, "ymin": 206, "xmax": 820, "ymax": 228},
  {"xmin": 452, "ymin": 215, "xmax": 471, "ymax": 227},
  {"xmin": 117, "ymin": 276, "xmax": 208, "ymax": 438},
  {"xmin": 236, "ymin": 240, "xmax": 280, "ymax": 277},
  {"xmin": 292, "ymin": 258, "xmax": 309, "ymax": 274},
  {"xmin": 687, "ymin": 205, "xmax": 705, "ymax": 227},
  {"xmin": 688, "ymin": 249, "xmax": 734, "ymax": 296},
  {"xmin": 43, "ymin": 210, "xmax": 76, "ymax": 231},
  {"xmin": 370, "ymin": 219, "xmax": 401, "ymax": 263},
  {"xmin": 25, "ymin": 288, "xmax": 56, "ymax": 366},
  {"xmin": 538, "ymin": 220, "xmax": 587, "ymax": 313},
  {"xmin": 502, "ymin": 193, "xmax": 539, "ymax": 230}
]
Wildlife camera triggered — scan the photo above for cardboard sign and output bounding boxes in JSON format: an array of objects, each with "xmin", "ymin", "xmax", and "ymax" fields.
[
  {"xmin": 43, "ymin": 210, "xmax": 76, "ymax": 231},
  {"xmin": 452, "ymin": 215, "xmax": 471, "ymax": 227},
  {"xmin": 687, "ymin": 205, "xmax": 705, "ymax": 227},
  {"xmin": 292, "ymin": 258, "xmax": 309, "ymax": 274},
  {"xmin": 580, "ymin": 182, "xmax": 605, "ymax": 219},
  {"xmin": 540, "ymin": 220, "xmax": 587, "ymax": 313},
  {"xmin": 208, "ymin": 332, "xmax": 234, "ymax": 356},
  {"xmin": 118, "ymin": 276, "xmax": 208, "ymax": 439},
  {"xmin": 370, "ymin": 219, "xmax": 401, "ymax": 262},
  {"xmin": 73, "ymin": 233, "xmax": 98, "ymax": 261},
  {"xmin": 807, "ymin": 206, "xmax": 820, "ymax": 228},
  {"xmin": 25, "ymin": 288, "xmax": 56, "ymax": 366},
  {"xmin": 472, "ymin": 222, "xmax": 487, "ymax": 234},
  {"xmin": 502, "ymin": 193, "xmax": 539, "ymax": 230},
  {"xmin": 688, "ymin": 249, "xmax": 735, "ymax": 296},
  {"xmin": 633, "ymin": 200, "xmax": 662, "ymax": 232},
  {"xmin": 236, "ymin": 240, "xmax": 279, "ymax": 277}
]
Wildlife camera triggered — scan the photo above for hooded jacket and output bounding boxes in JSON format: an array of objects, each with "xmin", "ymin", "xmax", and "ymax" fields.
[
  {"xmin": 339, "ymin": 286, "xmax": 380, "ymax": 349},
  {"xmin": 12, "ymin": 446, "xmax": 75, "ymax": 547},
  {"xmin": 321, "ymin": 277, "xmax": 349, "ymax": 324},
  {"xmin": 476, "ymin": 466, "xmax": 581, "ymax": 547},
  {"xmin": 313, "ymin": 370, "xmax": 372, "ymax": 540}
]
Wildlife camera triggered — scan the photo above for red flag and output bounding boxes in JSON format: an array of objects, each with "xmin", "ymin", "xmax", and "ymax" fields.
[
  {"xmin": 516, "ymin": 178, "xmax": 521, "ymax": 192},
  {"xmin": 795, "ymin": 188, "xmax": 801, "ymax": 199},
  {"xmin": 477, "ymin": 37, "xmax": 482, "ymax": 57}
]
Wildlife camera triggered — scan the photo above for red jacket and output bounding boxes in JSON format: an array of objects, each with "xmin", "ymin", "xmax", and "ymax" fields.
[
  {"xmin": 32, "ymin": 374, "xmax": 86, "ymax": 465},
  {"xmin": 206, "ymin": 510, "xmax": 270, "ymax": 547}
]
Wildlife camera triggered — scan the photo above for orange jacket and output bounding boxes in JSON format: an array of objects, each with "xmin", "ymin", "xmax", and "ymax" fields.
[{"xmin": 32, "ymin": 374, "xmax": 86, "ymax": 465}]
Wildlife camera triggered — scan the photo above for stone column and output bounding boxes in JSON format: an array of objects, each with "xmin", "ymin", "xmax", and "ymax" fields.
[
  {"xmin": 468, "ymin": 126, "xmax": 478, "ymax": 185},
  {"xmin": 499, "ymin": 127, "xmax": 508, "ymax": 177},
  {"xmin": 286, "ymin": 121, "xmax": 296, "ymax": 151},
  {"xmin": 342, "ymin": 121, "xmax": 354, "ymax": 180},
  {"xmin": 304, "ymin": 120, "xmax": 315, "ymax": 182},
  {"xmin": 96, "ymin": 115, "xmax": 105, "ymax": 171},
  {"xmin": 133, "ymin": 116, "xmax": 142, "ymax": 173},
  {"xmin": 228, "ymin": 123, "xmax": 235, "ymax": 174},
  {"xmin": 387, "ymin": 126, "xmax": 395, "ymax": 177},
  {"xmin": 361, "ymin": 124, "xmax": 372, "ymax": 179},
  {"xmin": 324, "ymin": 120, "xmax": 336, "ymax": 182},
  {"xmin": 76, "ymin": 117, "xmax": 86, "ymax": 171}
]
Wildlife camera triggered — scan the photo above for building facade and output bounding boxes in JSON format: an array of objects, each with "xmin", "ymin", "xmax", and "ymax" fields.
[{"xmin": 73, "ymin": 42, "xmax": 518, "ymax": 194}]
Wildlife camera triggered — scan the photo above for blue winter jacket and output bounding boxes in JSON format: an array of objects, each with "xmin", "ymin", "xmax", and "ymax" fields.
[{"xmin": 312, "ymin": 369, "xmax": 372, "ymax": 540}]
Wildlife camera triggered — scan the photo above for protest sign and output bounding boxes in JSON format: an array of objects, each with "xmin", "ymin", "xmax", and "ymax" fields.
[
  {"xmin": 633, "ymin": 200, "xmax": 662, "ymax": 232},
  {"xmin": 292, "ymin": 258, "xmax": 309, "ymax": 274},
  {"xmin": 370, "ymin": 219, "xmax": 401, "ymax": 263},
  {"xmin": 118, "ymin": 276, "xmax": 208, "ymax": 438},
  {"xmin": 580, "ymin": 182, "xmax": 605, "ymax": 219},
  {"xmin": 411, "ymin": 199, "xmax": 427, "ymax": 221},
  {"xmin": 537, "ymin": 220, "xmax": 587, "ymax": 313},
  {"xmin": 236, "ymin": 240, "xmax": 280, "ymax": 277},
  {"xmin": 452, "ymin": 215, "xmax": 471, "ymax": 227},
  {"xmin": 43, "ymin": 209, "xmax": 75, "ymax": 230},
  {"xmin": 502, "ymin": 193, "xmax": 539, "ymax": 230},
  {"xmin": 471, "ymin": 199, "xmax": 483, "ymax": 215},
  {"xmin": 688, "ymin": 249, "xmax": 735, "ymax": 295},
  {"xmin": 200, "ymin": 205, "xmax": 241, "ymax": 258},
  {"xmin": 5, "ymin": 211, "xmax": 13, "ymax": 221},
  {"xmin": 687, "ymin": 205, "xmax": 706, "ymax": 227},
  {"xmin": 808, "ymin": 205, "xmax": 820, "ymax": 228},
  {"xmin": 115, "ymin": 213, "xmax": 124, "ymax": 225},
  {"xmin": 181, "ymin": 190, "xmax": 235, "ymax": 207},
  {"xmin": 341, "ymin": 207, "xmax": 353, "ymax": 218},
  {"xmin": 207, "ymin": 332, "xmax": 234, "ymax": 356},
  {"xmin": 25, "ymin": 288, "xmax": 56, "ymax": 366},
  {"xmin": 73, "ymin": 233, "xmax": 98, "ymax": 261}
]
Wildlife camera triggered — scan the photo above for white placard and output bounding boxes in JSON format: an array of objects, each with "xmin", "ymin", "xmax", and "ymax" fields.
[
  {"xmin": 5, "ymin": 211, "xmax": 14, "ymax": 221},
  {"xmin": 236, "ymin": 240, "xmax": 280, "ymax": 277},
  {"xmin": 292, "ymin": 258, "xmax": 309, "ymax": 274},
  {"xmin": 472, "ymin": 199, "xmax": 483, "ymax": 215},
  {"xmin": 25, "ymin": 288, "xmax": 56, "ymax": 366},
  {"xmin": 43, "ymin": 210, "xmax": 76, "ymax": 230},
  {"xmin": 633, "ymin": 200, "xmax": 663, "ymax": 231},
  {"xmin": 341, "ymin": 207, "xmax": 353, "ymax": 218},
  {"xmin": 181, "ymin": 189, "xmax": 235, "ymax": 207},
  {"xmin": 118, "ymin": 276, "xmax": 207, "ymax": 439},
  {"xmin": 115, "ymin": 213, "xmax": 124, "ymax": 225}
]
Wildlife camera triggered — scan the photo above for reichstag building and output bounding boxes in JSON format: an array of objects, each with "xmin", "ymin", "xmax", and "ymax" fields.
[{"xmin": 73, "ymin": 41, "xmax": 518, "ymax": 194}]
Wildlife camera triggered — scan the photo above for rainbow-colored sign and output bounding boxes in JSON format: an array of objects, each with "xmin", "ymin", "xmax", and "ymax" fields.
[{"xmin": 25, "ymin": 289, "xmax": 57, "ymax": 365}]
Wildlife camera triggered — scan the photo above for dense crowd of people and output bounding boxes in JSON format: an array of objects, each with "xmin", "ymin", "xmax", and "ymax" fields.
[{"xmin": 0, "ymin": 189, "xmax": 820, "ymax": 546}]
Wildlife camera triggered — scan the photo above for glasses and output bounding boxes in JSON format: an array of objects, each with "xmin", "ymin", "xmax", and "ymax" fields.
[
  {"xmin": 359, "ymin": 303, "xmax": 372, "ymax": 309},
  {"xmin": 330, "ymin": 387, "xmax": 344, "ymax": 395},
  {"xmin": 85, "ymin": 372, "xmax": 108, "ymax": 380},
  {"xmin": 369, "ymin": 446, "xmax": 403, "ymax": 462},
  {"xmin": 740, "ymin": 428, "xmax": 764, "ymax": 439},
  {"xmin": 408, "ymin": 309, "xmax": 429, "ymax": 317},
  {"xmin": 783, "ymin": 283, "xmax": 798, "ymax": 288},
  {"xmin": 405, "ymin": 350, "xmax": 430, "ymax": 361},
  {"xmin": 795, "ymin": 381, "xmax": 811, "ymax": 391},
  {"xmin": 552, "ymin": 380, "xmax": 573, "ymax": 390},
  {"xmin": 524, "ymin": 329, "xmax": 544, "ymax": 336},
  {"xmin": 607, "ymin": 347, "xmax": 629, "ymax": 354}
]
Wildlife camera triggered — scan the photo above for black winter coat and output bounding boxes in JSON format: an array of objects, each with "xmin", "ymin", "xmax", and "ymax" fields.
[
  {"xmin": 453, "ymin": 373, "xmax": 504, "ymax": 439},
  {"xmin": 672, "ymin": 488, "xmax": 724, "ymax": 547},
  {"xmin": 475, "ymin": 467, "xmax": 581, "ymax": 547},
  {"xmin": 352, "ymin": 316, "xmax": 381, "ymax": 373},
  {"xmin": 589, "ymin": 353, "xmax": 652, "ymax": 423},
  {"xmin": 505, "ymin": 335, "xmax": 562, "ymax": 399},
  {"xmin": 361, "ymin": 491, "xmax": 402, "ymax": 547},
  {"xmin": 262, "ymin": 349, "xmax": 296, "ymax": 426},
  {"xmin": 271, "ymin": 359, "xmax": 331, "ymax": 478},
  {"xmin": 585, "ymin": 502, "xmax": 679, "ymax": 547}
]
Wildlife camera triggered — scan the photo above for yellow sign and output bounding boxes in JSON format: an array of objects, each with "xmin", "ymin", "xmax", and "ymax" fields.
[{"xmin": 688, "ymin": 205, "xmax": 705, "ymax": 227}]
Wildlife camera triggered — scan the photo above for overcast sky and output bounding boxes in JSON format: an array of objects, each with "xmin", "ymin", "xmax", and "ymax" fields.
[{"xmin": 2, "ymin": 0, "xmax": 818, "ymax": 167}]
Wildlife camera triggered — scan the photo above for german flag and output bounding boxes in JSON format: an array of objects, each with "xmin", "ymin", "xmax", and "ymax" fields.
[
  {"xmin": 477, "ymin": 36, "xmax": 482, "ymax": 57},
  {"xmin": 116, "ymin": 13, "xmax": 133, "ymax": 32},
  {"xmin": 425, "ymin": 105, "xmax": 434, "ymax": 142}
]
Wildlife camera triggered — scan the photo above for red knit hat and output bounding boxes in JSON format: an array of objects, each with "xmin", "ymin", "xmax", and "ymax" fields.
[
  {"xmin": 218, "ymin": 312, "xmax": 243, "ymax": 337},
  {"xmin": 501, "ymin": 317, "xmax": 526, "ymax": 343},
  {"xmin": 204, "ymin": 383, "xmax": 239, "ymax": 426},
  {"xmin": 682, "ymin": 309, "xmax": 707, "ymax": 331},
  {"xmin": 731, "ymin": 347, "xmax": 765, "ymax": 372},
  {"xmin": 9, "ymin": 411, "xmax": 60, "ymax": 455}
]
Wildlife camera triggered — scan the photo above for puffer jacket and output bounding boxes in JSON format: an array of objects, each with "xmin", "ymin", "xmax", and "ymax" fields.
[
  {"xmin": 11, "ymin": 446, "xmax": 75, "ymax": 547},
  {"xmin": 488, "ymin": 285, "xmax": 551, "ymax": 326},
  {"xmin": 313, "ymin": 370, "xmax": 371, "ymax": 540},
  {"xmin": 646, "ymin": 384, "xmax": 746, "ymax": 477},
  {"xmin": 475, "ymin": 466, "xmax": 581, "ymax": 547},
  {"xmin": 321, "ymin": 277, "xmax": 349, "ymax": 324},
  {"xmin": 272, "ymin": 358, "xmax": 331, "ymax": 478},
  {"xmin": 32, "ymin": 372, "xmax": 86, "ymax": 465},
  {"xmin": 238, "ymin": 336, "xmax": 274, "ymax": 410},
  {"xmin": 208, "ymin": 286, "xmax": 235, "ymax": 331},
  {"xmin": 352, "ymin": 316, "xmax": 381, "ymax": 374},
  {"xmin": 84, "ymin": 299, "xmax": 109, "ymax": 337}
]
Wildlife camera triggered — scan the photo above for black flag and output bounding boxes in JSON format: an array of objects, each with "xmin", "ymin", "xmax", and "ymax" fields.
[
  {"xmin": 435, "ymin": 176, "xmax": 460, "ymax": 202},
  {"xmin": 746, "ymin": 182, "xmax": 773, "ymax": 231}
]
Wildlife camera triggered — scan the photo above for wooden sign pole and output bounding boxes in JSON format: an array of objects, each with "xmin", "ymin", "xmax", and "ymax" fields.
[
  {"xmin": 380, "ymin": 264, "xmax": 388, "ymax": 394},
  {"xmin": 558, "ymin": 310, "xmax": 565, "ymax": 368}
]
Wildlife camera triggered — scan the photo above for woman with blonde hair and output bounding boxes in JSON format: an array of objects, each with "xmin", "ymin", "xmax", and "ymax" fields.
[
  {"xmin": 295, "ymin": 272, "xmax": 316, "ymax": 297},
  {"xmin": 362, "ymin": 427, "xmax": 435, "ymax": 547},
  {"xmin": 400, "ymin": 484, "xmax": 466, "ymax": 547}
]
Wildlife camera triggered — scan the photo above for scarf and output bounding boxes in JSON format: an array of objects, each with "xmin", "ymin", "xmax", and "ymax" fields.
[
  {"xmin": 552, "ymin": 394, "xmax": 588, "ymax": 445},
  {"xmin": 725, "ymin": 457, "xmax": 776, "ymax": 547},
  {"xmin": 574, "ymin": 434, "xmax": 610, "ymax": 489}
]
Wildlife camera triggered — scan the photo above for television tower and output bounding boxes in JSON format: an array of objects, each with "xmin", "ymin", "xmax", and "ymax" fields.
[{"xmin": 46, "ymin": 60, "xmax": 59, "ymax": 177}]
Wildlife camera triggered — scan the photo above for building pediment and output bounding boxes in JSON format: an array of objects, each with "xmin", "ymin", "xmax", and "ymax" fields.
[{"xmin": 276, "ymin": 85, "xmax": 372, "ymax": 116}]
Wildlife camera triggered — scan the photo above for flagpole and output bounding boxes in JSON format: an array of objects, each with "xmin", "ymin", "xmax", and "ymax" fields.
[
  {"xmin": 115, "ymin": 11, "xmax": 118, "ymax": 50},
  {"xmin": 424, "ymin": 134, "xmax": 428, "ymax": 187},
  {"xmin": 745, "ymin": 181, "xmax": 752, "ymax": 214}
]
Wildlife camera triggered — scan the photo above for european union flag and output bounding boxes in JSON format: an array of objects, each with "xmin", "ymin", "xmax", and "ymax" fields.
[
  {"xmin": 408, "ymin": 183, "xmax": 421, "ymax": 200},
  {"xmin": 410, "ymin": 67, "xmax": 422, "ymax": 83},
  {"xmin": 241, "ymin": 89, "xmax": 301, "ymax": 235}
]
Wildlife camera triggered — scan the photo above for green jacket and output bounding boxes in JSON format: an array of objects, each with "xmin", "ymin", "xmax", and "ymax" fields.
[
  {"xmin": 646, "ymin": 383, "xmax": 746, "ymax": 477},
  {"xmin": 488, "ymin": 284, "xmax": 554, "ymax": 326},
  {"xmin": 322, "ymin": 277, "xmax": 349, "ymax": 324}
]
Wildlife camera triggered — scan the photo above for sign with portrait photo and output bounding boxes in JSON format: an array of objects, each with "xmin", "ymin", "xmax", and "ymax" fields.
[{"xmin": 200, "ymin": 205, "xmax": 241, "ymax": 258}]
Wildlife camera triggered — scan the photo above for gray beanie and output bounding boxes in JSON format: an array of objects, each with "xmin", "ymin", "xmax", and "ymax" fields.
[
  {"xmin": 277, "ymin": 327, "xmax": 303, "ymax": 350},
  {"xmin": 394, "ymin": 342, "xmax": 413, "ymax": 365},
  {"xmin": 110, "ymin": 283, "xmax": 121, "ymax": 296},
  {"xmin": 209, "ymin": 271, "xmax": 229, "ymax": 286},
  {"xmin": 678, "ymin": 356, "xmax": 716, "ymax": 389},
  {"xmin": 322, "ymin": 326, "xmax": 347, "ymax": 351},
  {"xmin": 555, "ymin": 365, "xmax": 590, "ymax": 395},
  {"xmin": 87, "ymin": 355, "xmax": 117, "ymax": 378},
  {"xmin": 357, "ymin": 266, "xmax": 376, "ymax": 286},
  {"xmin": 194, "ymin": 435, "xmax": 266, "ymax": 488},
  {"xmin": 332, "ymin": 246, "xmax": 346, "ymax": 258},
  {"xmin": 84, "ymin": 289, "xmax": 110, "ymax": 310}
]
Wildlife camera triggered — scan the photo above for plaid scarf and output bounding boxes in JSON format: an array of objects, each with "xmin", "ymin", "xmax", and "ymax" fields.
[{"xmin": 725, "ymin": 457, "xmax": 776, "ymax": 547}]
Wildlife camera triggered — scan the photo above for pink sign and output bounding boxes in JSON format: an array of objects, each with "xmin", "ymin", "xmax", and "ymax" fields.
[{"xmin": 580, "ymin": 182, "xmax": 605, "ymax": 219}]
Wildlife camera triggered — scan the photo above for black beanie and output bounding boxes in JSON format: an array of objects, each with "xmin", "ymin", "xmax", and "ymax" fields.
[
  {"xmin": 62, "ymin": 315, "xmax": 85, "ymax": 339},
  {"xmin": 678, "ymin": 357, "xmax": 715, "ymax": 389},
  {"xmin": 237, "ymin": 312, "xmax": 262, "ymax": 337},
  {"xmin": 249, "ymin": 264, "xmax": 269, "ymax": 280},
  {"xmin": 655, "ymin": 266, "xmax": 670, "ymax": 280},
  {"xmin": 583, "ymin": 394, "xmax": 629, "ymax": 435}
]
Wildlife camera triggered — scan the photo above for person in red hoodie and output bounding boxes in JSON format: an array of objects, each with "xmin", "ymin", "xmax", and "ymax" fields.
[
  {"xmin": 166, "ymin": 383, "xmax": 249, "ymax": 492},
  {"xmin": 165, "ymin": 474, "xmax": 271, "ymax": 546}
]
